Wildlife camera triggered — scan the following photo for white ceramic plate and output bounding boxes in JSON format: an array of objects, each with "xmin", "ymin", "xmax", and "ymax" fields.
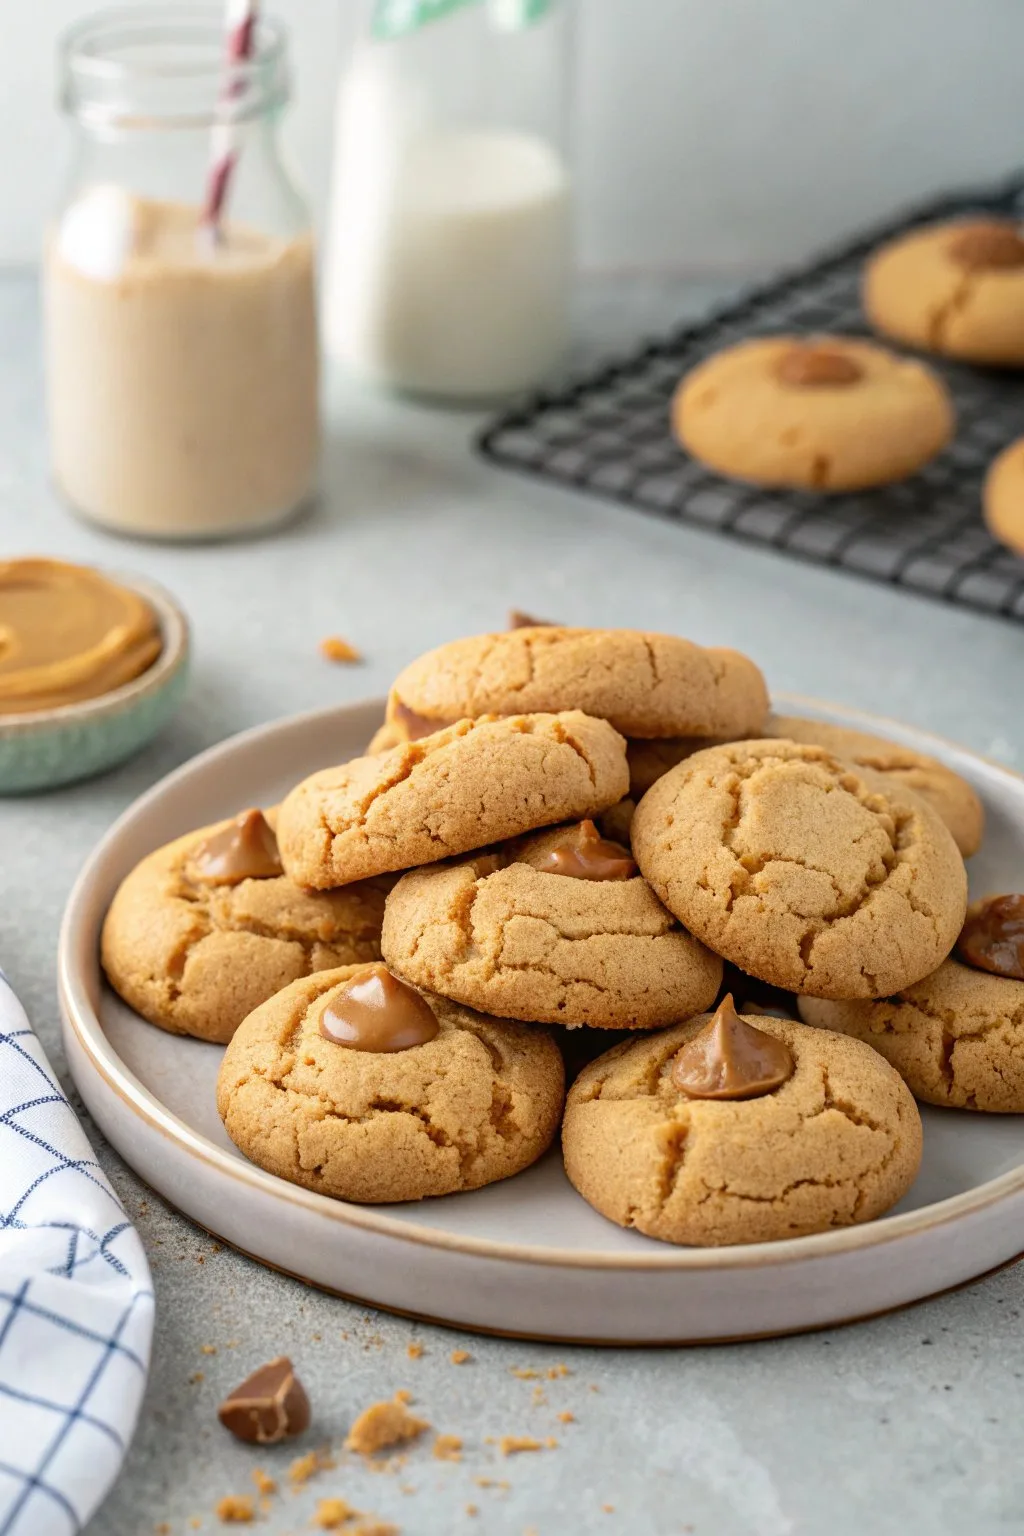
[{"xmin": 60, "ymin": 696, "xmax": 1024, "ymax": 1343}]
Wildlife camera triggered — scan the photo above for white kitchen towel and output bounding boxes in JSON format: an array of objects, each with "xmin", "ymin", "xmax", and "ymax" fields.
[{"xmin": 0, "ymin": 969, "xmax": 153, "ymax": 1536}]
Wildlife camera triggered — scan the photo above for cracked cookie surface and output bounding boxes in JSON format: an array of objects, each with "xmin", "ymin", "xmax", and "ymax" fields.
[
  {"xmin": 865, "ymin": 220, "xmax": 1024, "ymax": 366},
  {"xmin": 381, "ymin": 828, "xmax": 722, "ymax": 1031},
  {"xmin": 631, "ymin": 739, "xmax": 967, "ymax": 999},
  {"xmin": 673, "ymin": 335, "xmax": 953, "ymax": 491},
  {"xmin": 217, "ymin": 967, "xmax": 565, "ymax": 1202},
  {"xmin": 800, "ymin": 958, "xmax": 1024, "ymax": 1112},
  {"xmin": 277, "ymin": 712, "xmax": 629, "ymax": 889},
  {"xmin": 764, "ymin": 716, "xmax": 984, "ymax": 858},
  {"xmin": 562, "ymin": 1012, "xmax": 922, "ymax": 1245},
  {"xmin": 101, "ymin": 813, "xmax": 386, "ymax": 1043},
  {"xmin": 385, "ymin": 628, "xmax": 768, "ymax": 740}
]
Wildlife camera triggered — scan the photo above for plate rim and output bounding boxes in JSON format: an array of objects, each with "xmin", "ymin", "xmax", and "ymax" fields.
[{"xmin": 59, "ymin": 690, "xmax": 1024, "ymax": 1274}]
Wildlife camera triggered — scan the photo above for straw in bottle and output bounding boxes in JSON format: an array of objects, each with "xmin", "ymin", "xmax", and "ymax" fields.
[{"xmin": 200, "ymin": 0, "xmax": 259, "ymax": 243}]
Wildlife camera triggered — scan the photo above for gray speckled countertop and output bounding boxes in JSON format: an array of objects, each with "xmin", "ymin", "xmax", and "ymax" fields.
[{"xmin": 2, "ymin": 271, "xmax": 1024, "ymax": 1536}]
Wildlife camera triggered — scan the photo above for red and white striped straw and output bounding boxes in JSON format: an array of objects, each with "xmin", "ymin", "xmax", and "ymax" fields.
[{"xmin": 200, "ymin": 0, "xmax": 260, "ymax": 242}]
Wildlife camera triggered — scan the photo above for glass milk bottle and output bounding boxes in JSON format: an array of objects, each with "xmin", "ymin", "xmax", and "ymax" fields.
[
  {"xmin": 45, "ymin": 7, "xmax": 319, "ymax": 541},
  {"xmin": 324, "ymin": 0, "xmax": 574, "ymax": 401}
]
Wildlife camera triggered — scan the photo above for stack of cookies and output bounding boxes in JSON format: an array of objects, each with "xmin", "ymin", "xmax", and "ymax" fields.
[{"xmin": 103, "ymin": 623, "xmax": 1019, "ymax": 1249}]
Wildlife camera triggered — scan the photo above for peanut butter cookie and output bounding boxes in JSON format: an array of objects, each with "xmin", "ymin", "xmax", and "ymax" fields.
[
  {"xmin": 801, "ymin": 895, "xmax": 1024, "ymax": 1112},
  {"xmin": 764, "ymin": 715, "xmax": 984, "ymax": 858},
  {"xmin": 277, "ymin": 712, "xmax": 629, "ymax": 890},
  {"xmin": 983, "ymin": 436, "xmax": 1024, "ymax": 558},
  {"xmin": 865, "ymin": 219, "xmax": 1024, "ymax": 366},
  {"xmin": 631, "ymin": 739, "xmax": 967, "ymax": 999},
  {"xmin": 562, "ymin": 999, "xmax": 922, "ymax": 1245},
  {"xmin": 217, "ymin": 965, "xmax": 565, "ymax": 1202},
  {"xmin": 101, "ymin": 809, "xmax": 386, "ymax": 1044},
  {"xmin": 673, "ymin": 335, "xmax": 953, "ymax": 491},
  {"xmin": 384, "ymin": 627, "xmax": 768, "ymax": 741},
  {"xmin": 381, "ymin": 822, "xmax": 722, "ymax": 1031}
]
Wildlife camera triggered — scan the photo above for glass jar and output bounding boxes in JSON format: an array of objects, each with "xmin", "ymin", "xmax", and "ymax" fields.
[
  {"xmin": 324, "ymin": 0, "xmax": 574, "ymax": 402},
  {"xmin": 45, "ymin": 6, "xmax": 320, "ymax": 541}
]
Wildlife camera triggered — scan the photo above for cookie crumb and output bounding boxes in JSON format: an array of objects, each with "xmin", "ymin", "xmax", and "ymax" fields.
[
  {"xmin": 546, "ymin": 1364, "xmax": 571, "ymax": 1379},
  {"xmin": 465, "ymin": 1506, "xmax": 479, "ymax": 1518},
  {"xmin": 557, "ymin": 1411, "xmax": 575, "ymax": 1424},
  {"xmin": 474, "ymin": 1477, "xmax": 511, "ymax": 1492},
  {"xmin": 394, "ymin": 1389, "xmax": 413, "ymax": 1405},
  {"xmin": 602, "ymin": 1504, "xmax": 615, "ymax": 1514},
  {"xmin": 589, "ymin": 1384, "xmax": 600, "ymax": 1393},
  {"xmin": 433, "ymin": 1434, "xmax": 463, "ymax": 1463},
  {"xmin": 313, "ymin": 1498, "xmax": 357, "ymax": 1529},
  {"xmin": 531, "ymin": 1387, "xmax": 546, "ymax": 1406},
  {"xmin": 449, "ymin": 1350, "xmax": 471, "ymax": 1365},
  {"xmin": 350, "ymin": 1524, "xmax": 399, "ymax": 1536},
  {"xmin": 288, "ymin": 1448, "xmax": 334, "ymax": 1486},
  {"xmin": 251, "ymin": 1469, "xmax": 276, "ymax": 1497},
  {"xmin": 406, "ymin": 1343, "xmax": 423, "ymax": 1360},
  {"xmin": 215, "ymin": 1495, "xmax": 254, "ymax": 1524},
  {"xmin": 346, "ymin": 1396, "xmax": 430, "ymax": 1457},
  {"xmin": 189, "ymin": 1372, "xmax": 204, "ymax": 1385},
  {"xmin": 155, "ymin": 1524, "xmax": 171, "ymax": 1535},
  {"xmin": 491, "ymin": 1435, "xmax": 545, "ymax": 1456},
  {"xmin": 509, "ymin": 1368, "xmax": 540, "ymax": 1380},
  {"xmin": 320, "ymin": 636, "xmax": 362, "ymax": 664},
  {"xmin": 201, "ymin": 1345, "xmax": 218, "ymax": 1356},
  {"xmin": 190, "ymin": 1522, "xmax": 202, "ymax": 1532},
  {"xmin": 545, "ymin": 1437, "xmax": 558, "ymax": 1449}
]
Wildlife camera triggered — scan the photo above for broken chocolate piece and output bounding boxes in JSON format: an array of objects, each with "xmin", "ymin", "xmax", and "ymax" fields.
[{"xmin": 218, "ymin": 1356, "xmax": 311, "ymax": 1445}]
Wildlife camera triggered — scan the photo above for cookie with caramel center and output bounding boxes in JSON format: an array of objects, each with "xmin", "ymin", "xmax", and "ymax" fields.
[
  {"xmin": 101, "ymin": 809, "xmax": 387, "ymax": 1044},
  {"xmin": 673, "ymin": 334, "xmax": 953, "ymax": 492},
  {"xmin": 865, "ymin": 219, "xmax": 1024, "ymax": 365},
  {"xmin": 217, "ymin": 966, "xmax": 564, "ymax": 1202},
  {"xmin": 380, "ymin": 823, "xmax": 722, "ymax": 1031},
  {"xmin": 562, "ymin": 1010, "xmax": 922, "ymax": 1246}
]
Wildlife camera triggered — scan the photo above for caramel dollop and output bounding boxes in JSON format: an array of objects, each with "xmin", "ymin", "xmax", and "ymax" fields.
[
  {"xmin": 947, "ymin": 221, "xmax": 1024, "ymax": 271},
  {"xmin": 535, "ymin": 819, "xmax": 638, "ymax": 881},
  {"xmin": 775, "ymin": 344, "xmax": 863, "ymax": 388},
  {"xmin": 320, "ymin": 964, "xmax": 440, "ymax": 1052},
  {"xmin": 389, "ymin": 697, "xmax": 456, "ymax": 742},
  {"xmin": 191, "ymin": 809, "xmax": 283, "ymax": 885},
  {"xmin": 670, "ymin": 994, "xmax": 795, "ymax": 1101},
  {"xmin": 956, "ymin": 894, "xmax": 1024, "ymax": 980}
]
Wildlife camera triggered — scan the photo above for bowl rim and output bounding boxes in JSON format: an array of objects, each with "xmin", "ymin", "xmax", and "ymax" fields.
[{"xmin": 0, "ymin": 568, "xmax": 189, "ymax": 733}]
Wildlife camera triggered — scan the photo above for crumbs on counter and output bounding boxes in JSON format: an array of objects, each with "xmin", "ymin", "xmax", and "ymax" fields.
[
  {"xmin": 320, "ymin": 635, "xmax": 363, "ymax": 664},
  {"xmin": 313, "ymin": 1497, "xmax": 359, "ymax": 1529},
  {"xmin": 251, "ymin": 1469, "xmax": 276, "ymax": 1497},
  {"xmin": 547, "ymin": 1364, "xmax": 571, "ymax": 1379},
  {"xmin": 345, "ymin": 1396, "xmax": 430, "ymax": 1457},
  {"xmin": 465, "ymin": 1506, "xmax": 479, "ymax": 1518},
  {"xmin": 557, "ymin": 1411, "xmax": 575, "ymax": 1424},
  {"xmin": 509, "ymin": 1368, "xmax": 540, "ymax": 1380},
  {"xmin": 288, "ymin": 1447, "xmax": 336, "ymax": 1486},
  {"xmin": 433, "ymin": 1434, "xmax": 463, "ymax": 1462},
  {"xmin": 406, "ymin": 1342, "xmax": 423, "ymax": 1360},
  {"xmin": 449, "ymin": 1350, "xmax": 472, "ymax": 1365},
  {"xmin": 487, "ymin": 1435, "xmax": 556, "ymax": 1456},
  {"xmin": 215, "ymin": 1495, "xmax": 255, "ymax": 1524}
]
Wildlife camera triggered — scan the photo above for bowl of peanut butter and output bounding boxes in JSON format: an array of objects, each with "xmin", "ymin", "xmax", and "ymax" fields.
[{"xmin": 0, "ymin": 557, "xmax": 188, "ymax": 791}]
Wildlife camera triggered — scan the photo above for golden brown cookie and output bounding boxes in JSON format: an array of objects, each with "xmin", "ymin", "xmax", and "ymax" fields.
[
  {"xmin": 385, "ymin": 627, "xmax": 768, "ymax": 741},
  {"xmin": 380, "ymin": 824, "xmax": 722, "ymax": 1031},
  {"xmin": 101, "ymin": 809, "xmax": 386, "ymax": 1044},
  {"xmin": 673, "ymin": 335, "xmax": 953, "ymax": 491},
  {"xmin": 800, "ymin": 957, "xmax": 1024, "ymax": 1112},
  {"xmin": 865, "ymin": 219, "xmax": 1024, "ymax": 366},
  {"xmin": 217, "ymin": 965, "xmax": 565, "ymax": 1201},
  {"xmin": 278, "ymin": 712, "xmax": 629, "ymax": 890},
  {"xmin": 983, "ymin": 436, "xmax": 1024, "ymax": 557},
  {"xmin": 763, "ymin": 715, "xmax": 984, "ymax": 858},
  {"xmin": 631, "ymin": 739, "xmax": 967, "ymax": 999},
  {"xmin": 562, "ymin": 1005, "xmax": 922, "ymax": 1245}
]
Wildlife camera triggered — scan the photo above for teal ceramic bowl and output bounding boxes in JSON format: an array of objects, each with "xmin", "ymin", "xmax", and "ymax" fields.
[{"xmin": 0, "ymin": 573, "xmax": 189, "ymax": 794}]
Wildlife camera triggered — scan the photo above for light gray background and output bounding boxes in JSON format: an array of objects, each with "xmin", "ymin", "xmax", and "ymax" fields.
[
  {"xmin": 5, "ymin": 0, "xmax": 1024, "ymax": 270},
  {"xmin": 1, "ymin": 270, "xmax": 1023, "ymax": 1535}
]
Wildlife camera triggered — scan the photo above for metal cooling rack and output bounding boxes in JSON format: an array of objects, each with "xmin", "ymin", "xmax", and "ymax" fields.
[{"xmin": 478, "ymin": 175, "xmax": 1024, "ymax": 623}]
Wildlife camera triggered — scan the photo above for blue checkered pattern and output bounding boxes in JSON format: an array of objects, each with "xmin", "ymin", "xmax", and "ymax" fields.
[{"xmin": 0, "ymin": 970, "xmax": 152, "ymax": 1536}]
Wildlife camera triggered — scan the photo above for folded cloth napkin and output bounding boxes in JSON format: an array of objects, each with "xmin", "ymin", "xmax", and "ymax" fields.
[{"xmin": 0, "ymin": 969, "xmax": 153, "ymax": 1536}]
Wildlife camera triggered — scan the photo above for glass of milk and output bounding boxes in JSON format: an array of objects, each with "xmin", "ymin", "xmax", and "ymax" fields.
[
  {"xmin": 45, "ymin": 8, "xmax": 320, "ymax": 541},
  {"xmin": 324, "ymin": 0, "xmax": 574, "ymax": 402}
]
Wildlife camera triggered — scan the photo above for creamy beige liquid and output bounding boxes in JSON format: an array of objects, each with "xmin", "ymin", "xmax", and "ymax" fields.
[{"xmin": 45, "ymin": 193, "xmax": 319, "ymax": 539}]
